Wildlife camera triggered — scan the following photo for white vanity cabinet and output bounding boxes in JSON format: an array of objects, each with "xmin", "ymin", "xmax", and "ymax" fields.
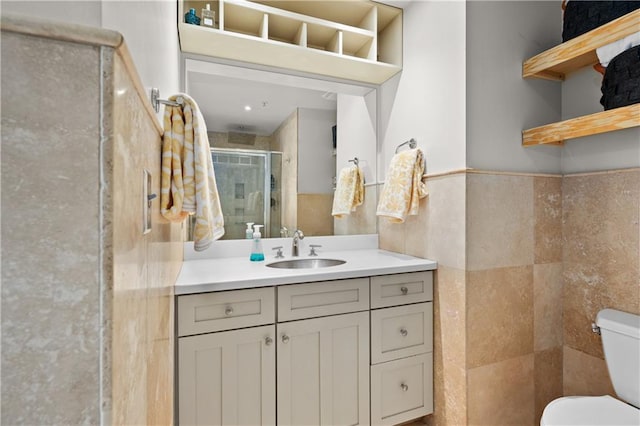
[
  {"xmin": 370, "ymin": 272, "xmax": 434, "ymax": 425},
  {"xmin": 276, "ymin": 279, "xmax": 370, "ymax": 426},
  {"xmin": 176, "ymin": 270, "xmax": 434, "ymax": 426},
  {"xmin": 177, "ymin": 287, "xmax": 277, "ymax": 426}
]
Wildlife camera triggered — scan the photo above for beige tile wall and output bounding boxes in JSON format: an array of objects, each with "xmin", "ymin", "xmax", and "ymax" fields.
[
  {"xmin": 297, "ymin": 193, "xmax": 334, "ymax": 236},
  {"xmin": 111, "ymin": 52, "xmax": 183, "ymax": 425},
  {"xmin": 562, "ymin": 169, "xmax": 640, "ymax": 396},
  {"xmin": 271, "ymin": 110, "xmax": 298, "ymax": 230},
  {"xmin": 381, "ymin": 171, "xmax": 573, "ymax": 425}
]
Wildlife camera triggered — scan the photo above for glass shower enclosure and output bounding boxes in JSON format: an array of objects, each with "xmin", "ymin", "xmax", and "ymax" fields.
[{"xmin": 211, "ymin": 148, "xmax": 282, "ymax": 240}]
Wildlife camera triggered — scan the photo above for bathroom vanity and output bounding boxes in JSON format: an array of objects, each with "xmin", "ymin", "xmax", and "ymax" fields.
[{"xmin": 175, "ymin": 241, "xmax": 436, "ymax": 425}]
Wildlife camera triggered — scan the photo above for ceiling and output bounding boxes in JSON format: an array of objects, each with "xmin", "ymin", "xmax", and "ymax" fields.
[{"xmin": 188, "ymin": 71, "xmax": 338, "ymax": 136}]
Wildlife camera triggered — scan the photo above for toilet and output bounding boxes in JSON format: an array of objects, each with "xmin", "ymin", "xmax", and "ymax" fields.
[{"xmin": 541, "ymin": 309, "xmax": 640, "ymax": 425}]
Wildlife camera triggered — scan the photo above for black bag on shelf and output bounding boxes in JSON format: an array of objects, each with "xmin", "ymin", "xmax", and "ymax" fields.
[
  {"xmin": 600, "ymin": 45, "xmax": 640, "ymax": 110},
  {"xmin": 562, "ymin": 1, "xmax": 640, "ymax": 42}
]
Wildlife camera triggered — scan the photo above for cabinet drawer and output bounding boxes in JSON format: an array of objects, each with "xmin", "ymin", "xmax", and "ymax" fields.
[
  {"xmin": 371, "ymin": 302, "xmax": 433, "ymax": 364},
  {"xmin": 371, "ymin": 353, "xmax": 434, "ymax": 426},
  {"xmin": 277, "ymin": 278, "xmax": 369, "ymax": 322},
  {"xmin": 371, "ymin": 271, "xmax": 433, "ymax": 308},
  {"xmin": 178, "ymin": 287, "xmax": 275, "ymax": 336}
]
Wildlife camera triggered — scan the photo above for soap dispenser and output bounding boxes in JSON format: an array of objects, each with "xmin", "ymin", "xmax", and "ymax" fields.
[
  {"xmin": 250, "ymin": 224, "xmax": 265, "ymax": 262},
  {"xmin": 245, "ymin": 222, "xmax": 254, "ymax": 239}
]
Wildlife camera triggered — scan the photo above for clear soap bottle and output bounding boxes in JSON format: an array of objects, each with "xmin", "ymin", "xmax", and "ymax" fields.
[
  {"xmin": 245, "ymin": 222, "xmax": 254, "ymax": 239},
  {"xmin": 201, "ymin": 3, "xmax": 216, "ymax": 28},
  {"xmin": 250, "ymin": 225, "xmax": 265, "ymax": 262}
]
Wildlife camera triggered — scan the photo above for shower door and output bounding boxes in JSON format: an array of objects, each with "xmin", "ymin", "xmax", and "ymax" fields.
[{"xmin": 212, "ymin": 148, "xmax": 281, "ymax": 239}]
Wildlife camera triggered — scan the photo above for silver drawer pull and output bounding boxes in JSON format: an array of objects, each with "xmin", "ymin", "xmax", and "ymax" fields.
[
  {"xmin": 265, "ymin": 336, "xmax": 273, "ymax": 346},
  {"xmin": 281, "ymin": 334, "xmax": 290, "ymax": 344},
  {"xmin": 400, "ymin": 286, "xmax": 408, "ymax": 295},
  {"xmin": 224, "ymin": 306, "xmax": 234, "ymax": 316},
  {"xmin": 401, "ymin": 383, "xmax": 409, "ymax": 392},
  {"xmin": 400, "ymin": 328, "xmax": 408, "ymax": 337}
]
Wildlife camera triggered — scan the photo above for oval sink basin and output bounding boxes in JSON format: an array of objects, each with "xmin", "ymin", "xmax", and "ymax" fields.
[{"xmin": 266, "ymin": 258, "xmax": 346, "ymax": 269}]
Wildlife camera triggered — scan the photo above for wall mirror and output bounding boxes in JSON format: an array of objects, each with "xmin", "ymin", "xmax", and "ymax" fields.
[{"xmin": 184, "ymin": 58, "xmax": 378, "ymax": 240}]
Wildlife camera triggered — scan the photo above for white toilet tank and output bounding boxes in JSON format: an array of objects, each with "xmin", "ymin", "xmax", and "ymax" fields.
[{"xmin": 596, "ymin": 309, "xmax": 640, "ymax": 408}]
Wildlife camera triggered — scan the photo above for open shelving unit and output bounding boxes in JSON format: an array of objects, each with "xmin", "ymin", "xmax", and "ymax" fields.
[
  {"xmin": 521, "ymin": 9, "xmax": 640, "ymax": 146},
  {"xmin": 178, "ymin": 0, "xmax": 402, "ymax": 84}
]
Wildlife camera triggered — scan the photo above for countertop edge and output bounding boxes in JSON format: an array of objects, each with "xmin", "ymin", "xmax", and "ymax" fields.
[{"xmin": 175, "ymin": 249, "xmax": 437, "ymax": 295}]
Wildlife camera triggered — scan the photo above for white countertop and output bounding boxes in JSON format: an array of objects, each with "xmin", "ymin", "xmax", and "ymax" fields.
[{"xmin": 176, "ymin": 248, "xmax": 437, "ymax": 295}]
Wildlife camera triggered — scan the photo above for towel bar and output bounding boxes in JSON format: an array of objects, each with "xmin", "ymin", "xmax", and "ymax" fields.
[
  {"xmin": 395, "ymin": 138, "xmax": 417, "ymax": 153},
  {"xmin": 348, "ymin": 157, "xmax": 359, "ymax": 166},
  {"xmin": 151, "ymin": 88, "xmax": 184, "ymax": 113}
]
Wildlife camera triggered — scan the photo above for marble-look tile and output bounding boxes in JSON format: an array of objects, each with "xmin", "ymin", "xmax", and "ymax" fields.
[
  {"xmin": 111, "ymin": 53, "xmax": 182, "ymax": 426},
  {"xmin": 533, "ymin": 263, "xmax": 563, "ymax": 351},
  {"xmin": 467, "ymin": 266, "xmax": 534, "ymax": 368},
  {"xmin": 562, "ymin": 170, "xmax": 640, "ymax": 358},
  {"xmin": 209, "ymin": 131, "xmax": 272, "ymax": 151},
  {"xmin": 405, "ymin": 173, "xmax": 466, "ymax": 270},
  {"xmin": 334, "ymin": 185, "xmax": 377, "ymax": 236},
  {"xmin": 1, "ymin": 32, "xmax": 102, "ymax": 425},
  {"xmin": 298, "ymin": 193, "xmax": 334, "ymax": 236},
  {"xmin": 429, "ymin": 266, "xmax": 467, "ymax": 426},
  {"xmin": 378, "ymin": 214, "xmax": 406, "ymax": 254},
  {"xmin": 534, "ymin": 347, "xmax": 563, "ymax": 425},
  {"xmin": 534, "ymin": 176, "xmax": 562, "ymax": 264},
  {"xmin": 563, "ymin": 346, "xmax": 614, "ymax": 397},
  {"xmin": 467, "ymin": 173, "xmax": 534, "ymax": 271},
  {"xmin": 468, "ymin": 354, "xmax": 535, "ymax": 426}
]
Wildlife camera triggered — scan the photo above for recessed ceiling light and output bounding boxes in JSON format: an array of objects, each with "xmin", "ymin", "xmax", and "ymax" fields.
[{"xmin": 244, "ymin": 105, "xmax": 252, "ymax": 111}]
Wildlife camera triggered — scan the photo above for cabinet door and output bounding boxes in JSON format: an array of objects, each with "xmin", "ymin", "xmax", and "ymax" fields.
[
  {"xmin": 178, "ymin": 325, "xmax": 276, "ymax": 426},
  {"xmin": 277, "ymin": 311, "xmax": 370, "ymax": 426}
]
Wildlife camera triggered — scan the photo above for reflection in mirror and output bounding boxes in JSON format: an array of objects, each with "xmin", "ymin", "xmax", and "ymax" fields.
[{"xmin": 184, "ymin": 58, "xmax": 378, "ymax": 240}]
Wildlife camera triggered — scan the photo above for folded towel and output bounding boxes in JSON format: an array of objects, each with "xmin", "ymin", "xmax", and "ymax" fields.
[
  {"xmin": 376, "ymin": 148, "xmax": 428, "ymax": 223},
  {"xmin": 597, "ymin": 32, "xmax": 640, "ymax": 67},
  {"xmin": 161, "ymin": 93, "xmax": 224, "ymax": 251},
  {"xmin": 331, "ymin": 165, "xmax": 364, "ymax": 217}
]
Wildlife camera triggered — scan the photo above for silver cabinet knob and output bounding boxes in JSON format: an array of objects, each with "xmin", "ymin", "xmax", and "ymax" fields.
[
  {"xmin": 400, "ymin": 328, "xmax": 408, "ymax": 337},
  {"xmin": 401, "ymin": 383, "xmax": 409, "ymax": 392},
  {"xmin": 281, "ymin": 334, "xmax": 290, "ymax": 344},
  {"xmin": 225, "ymin": 306, "xmax": 234, "ymax": 316},
  {"xmin": 400, "ymin": 286, "xmax": 408, "ymax": 295},
  {"xmin": 265, "ymin": 336, "xmax": 273, "ymax": 346}
]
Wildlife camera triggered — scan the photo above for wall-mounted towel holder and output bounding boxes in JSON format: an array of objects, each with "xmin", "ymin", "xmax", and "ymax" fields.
[
  {"xmin": 150, "ymin": 88, "xmax": 184, "ymax": 113},
  {"xmin": 395, "ymin": 138, "xmax": 417, "ymax": 153},
  {"xmin": 348, "ymin": 157, "xmax": 359, "ymax": 166}
]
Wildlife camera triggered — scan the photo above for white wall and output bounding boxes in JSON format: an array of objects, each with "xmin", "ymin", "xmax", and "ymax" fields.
[
  {"xmin": 297, "ymin": 108, "xmax": 337, "ymax": 194},
  {"xmin": 1, "ymin": 1, "xmax": 102, "ymax": 27},
  {"xmin": 2, "ymin": 0, "xmax": 180, "ymax": 121},
  {"xmin": 378, "ymin": 0, "xmax": 466, "ymax": 179},
  {"xmin": 466, "ymin": 1, "xmax": 562, "ymax": 174},
  {"xmin": 560, "ymin": 67, "xmax": 640, "ymax": 173},
  {"xmin": 102, "ymin": 1, "xmax": 180, "ymax": 120},
  {"xmin": 337, "ymin": 92, "xmax": 377, "ymax": 185}
]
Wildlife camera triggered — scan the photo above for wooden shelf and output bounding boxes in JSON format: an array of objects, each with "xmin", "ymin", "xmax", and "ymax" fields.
[
  {"xmin": 523, "ymin": 9, "xmax": 640, "ymax": 81},
  {"xmin": 522, "ymin": 9, "xmax": 640, "ymax": 146},
  {"xmin": 179, "ymin": 0, "xmax": 402, "ymax": 84},
  {"xmin": 522, "ymin": 104, "xmax": 640, "ymax": 146}
]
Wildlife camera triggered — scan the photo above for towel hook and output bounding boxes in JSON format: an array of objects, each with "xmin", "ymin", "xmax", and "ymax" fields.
[
  {"xmin": 348, "ymin": 157, "xmax": 359, "ymax": 167},
  {"xmin": 151, "ymin": 88, "xmax": 184, "ymax": 113},
  {"xmin": 395, "ymin": 138, "xmax": 417, "ymax": 153}
]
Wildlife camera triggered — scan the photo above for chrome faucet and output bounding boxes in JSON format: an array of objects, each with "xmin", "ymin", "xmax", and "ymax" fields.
[{"xmin": 291, "ymin": 229, "xmax": 304, "ymax": 257}]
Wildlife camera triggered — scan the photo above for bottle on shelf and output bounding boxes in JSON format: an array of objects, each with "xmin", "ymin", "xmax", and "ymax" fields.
[
  {"xmin": 184, "ymin": 8, "xmax": 200, "ymax": 25},
  {"xmin": 201, "ymin": 3, "xmax": 216, "ymax": 28}
]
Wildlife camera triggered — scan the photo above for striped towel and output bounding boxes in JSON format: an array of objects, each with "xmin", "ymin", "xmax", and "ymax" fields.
[
  {"xmin": 331, "ymin": 165, "xmax": 364, "ymax": 217},
  {"xmin": 161, "ymin": 94, "xmax": 224, "ymax": 250},
  {"xmin": 376, "ymin": 148, "xmax": 428, "ymax": 223}
]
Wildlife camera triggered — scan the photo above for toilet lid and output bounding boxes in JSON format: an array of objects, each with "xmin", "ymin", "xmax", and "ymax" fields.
[{"xmin": 541, "ymin": 395, "xmax": 640, "ymax": 426}]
